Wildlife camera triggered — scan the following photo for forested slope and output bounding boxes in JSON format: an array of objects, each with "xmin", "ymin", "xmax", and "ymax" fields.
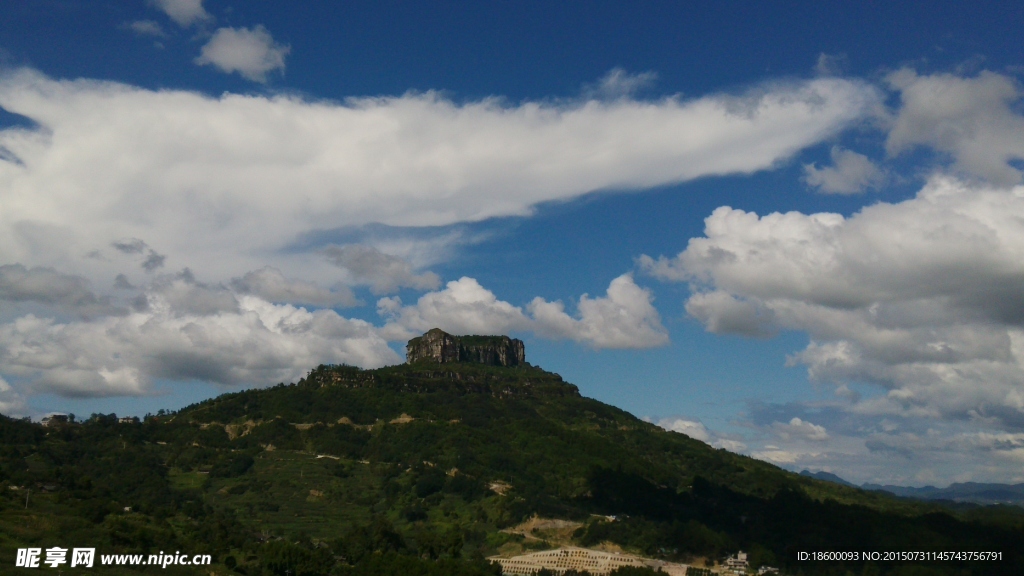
[{"xmin": 2, "ymin": 361, "xmax": 1022, "ymax": 575}]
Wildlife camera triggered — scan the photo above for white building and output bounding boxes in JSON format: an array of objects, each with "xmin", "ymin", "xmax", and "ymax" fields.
[
  {"xmin": 41, "ymin": 414, "xmax": 69, "ymax": 427},
  {"xmin": 491, "ymin": 546, "xmax": 688, "ymax": 575},
  {"xmin": 724, "ymin": 551, "xmax": 749, "ymax": 574}
]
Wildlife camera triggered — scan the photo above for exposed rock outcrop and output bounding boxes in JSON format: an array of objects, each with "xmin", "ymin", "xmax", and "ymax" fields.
[{"xmin": 406, "ymin": 328, "xmax": 525, "ymax": 366}]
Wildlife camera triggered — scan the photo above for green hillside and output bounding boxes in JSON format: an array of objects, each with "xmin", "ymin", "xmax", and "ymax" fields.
[{"xmin": 2, "ymin": 360, "xmax": 1023, "ymax": 575}]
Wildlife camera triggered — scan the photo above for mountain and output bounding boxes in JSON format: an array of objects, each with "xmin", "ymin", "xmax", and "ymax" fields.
[
  {"xmin": 862, "ymin": 482, "xmax": 1024, "ymax": 505},
  {"xmin": 798, "ymin": 470, "xmax": 857, "ymax": 488},
  {"xmin": 800, "ymin": 469, "xmax": 1024, "ymax": 506},
  {"xmin": 2, "ymin": 332, "xmax": 1024, "ymax": 575}
]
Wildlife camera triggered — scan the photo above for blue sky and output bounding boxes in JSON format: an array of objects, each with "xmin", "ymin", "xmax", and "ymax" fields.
[{"xmin": 3, "ymin": 1, "xmax": 1024, "ymax": 487}]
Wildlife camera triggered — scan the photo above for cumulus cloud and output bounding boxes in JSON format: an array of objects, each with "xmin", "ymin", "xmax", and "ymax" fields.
[
  {"xmin": 195, "ymin": 26, "xmax": 290, "ymax": 83},
  {"xmin": 323, "ymin": 245, "xmax": 440, "ymax": 295},
  {"xmin": 125, "ymin": 20, "xmax": 167, "ymax": 38},
  {"xmin": 772, "ymin": 417, "xmax": 830, "ymax": 441},
  {"xmin": 112, "ymin": 239, "xmax": 147, "ymax": 254},
  {"xmin": 814, "ymin": 53, "xmax": 848, "ymax": 77},
  {"xmin": 0, "ymin": 376, "xmax": 26, "ymax": 415},
  {"xmin": 864, "ymin": 431, "xmax": 935, "ymax": 458},
  {"xmin": 715, "ymin": 439, "xmax": 749, "ymax": 453},
  {"xmin": 111, "ymin": 238, "xmax": 167, "ymax": 272},
  {"xmin": 377, "ymin": 277, "xmax": 530, "ymax": 340},
  {"xmin": 585, "ymin": 68, "xmax": 658, "ymax": 100},
  {"xmin": 860, "ymin": 428, "xmax": 1024, "ymax": 465},
  {"xmin": 653, "ymin": 416, "xmax": 747, "ymax": 452},
  {"xmin": 953, "ymin": 431, "xmax": 1024, "ymax": 462},
  {"xmin": 640, "ymin": 176, "xmax": 1024, "ymax": 428},
  {"xmin": 230, "ymin": 266, "xmax": 358, "ymax": 308},
  {"xmin": 0, "ymin": 69, "xmax": 877, "ymax": 288},
  {"xmin": 151, "ymin": 0, "xmax": 211, "ymax": 27},
  {"xmin": 0, "ymin": 287, "xmax": 400, "ymax": 398},
  {"xmin": 0, "ymin": 265, "xmax": 399, "ymax": 398},
  {"xmin": 113, "ymin": 274, "xmax": 134, "ymax": 290},
  {"xmin": 0, "ymin": 264, "xmax": 119, "ymax": 317},
  {"xmin": 683, "ymin": 290, "xmax": 777, "ymax": 338},
  {"xmin": 803, "ymin": 146, "xmax": 886, "ymax": 194},
  {"xmin": 378, "ymin": 274, "xmax": 668, "ymax": 349},
  {"xmin": 527, "ymin": 274, "xmax": 669, "ymax": 348},
  {"xmin": 656, "ymin": 417, "xmax": 711, "ymax": 442},
  {"xmin": 142, "ymin": 251, "xmax": 167, "ymax": 272},
  {"xmin": 886, "ymin": 69, "xmax": 1024, "ymax": 186},
  {"xmin": 750, "ymin": 446, "xmax": 822, "ymax": 465},
  {"xmin": 146, "ymin": 269, "xmax": 239, "ymax": 316},
  {"xmin": 0, "ymin": 68, "xmax": 880, "ymax": 405},
  {"xmin": 736, "ymin": 400, "xmax": 1024, "ymax": 484}
]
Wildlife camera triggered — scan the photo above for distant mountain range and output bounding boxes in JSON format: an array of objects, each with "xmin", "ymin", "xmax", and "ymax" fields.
[{"xmin": 800, "ymin": 470, "xmax": 1024, "ymax": 505}]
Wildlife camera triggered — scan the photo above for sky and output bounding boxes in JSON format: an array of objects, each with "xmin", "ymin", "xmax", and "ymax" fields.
[{"xmin": 2, "ymin": 0, "xmax": 1024, "ymax": 487}]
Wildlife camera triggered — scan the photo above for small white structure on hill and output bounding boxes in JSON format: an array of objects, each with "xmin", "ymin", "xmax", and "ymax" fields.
[
  {"xmin": 41, "ymin": 414, "xmax": 69, "ymax": 427},
  {"xmin": 491, "ymin": 546, "xmax": 688, "ymax": 575},
  {"xmin": 724, "ymin": 550, "xmax": 749, "ymax": 574}
]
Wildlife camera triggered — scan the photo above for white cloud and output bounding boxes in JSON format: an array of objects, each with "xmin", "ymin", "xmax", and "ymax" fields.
[
  {"xmin": 377, "ymin": 277, "xmax": 530, "ymax": 341},
  {"xmin": 146, "ymin": 270, "xmax": 239, "ymax": 316},
  {"xmin": 527, "ymin": 274, "xmax": 668, "ymax": 348},
  {"xmin": 0, "ymin": 264, "xmax": 120, "ymax": 318},
  {"xmin": 0, "ymin": 69, "xmax": 877, "ymax": 289},
  {"xmin": 0, "ymin": 267, "xmax": 398, "ymax": 398},
  {"xmin": 683, "ymin": 290, "xmax": 776, "ymax": 337},
  {"xmin": 378, "ymin": 274, "xmax": 668, "ymax": 349},
  {"xmin": 0, "ymin": 376, "xmax": 26, "ymax": 416},
  {"xmin": 741, "ymin": 401, "xmax": 1024, "ymax": 486},
  {"xmin": 886, "ymin": 69, "xmax": 1024, "ymax": 186},
  {"xmin": 714, "ymin": 439, "xmax": 748, "ymax": 453},
  {"xmin": 323, "ymin": 245, "xmax": 440, "ymax": 295},
  {"xmin": 641, "ymin": 176, "xmax": 1024, "ymax": 428},
  {"xmin": 814, "ymin": 53, "xmax": 848, "ymax": 77},
  {"xmin": 0, "ymin": 68, "xmax": 878, "ymax": 402},
  {"xmin": 750, "ymin": 448, "xmax": 806, "ymax": 465},
  {"xmin": 230, "ymin": 266, "xmax": 358, "ymax": 308},
  {"xmin": 748, "ymin": 443, "xmax": 829, "ymax": 466},
  {"xmin": 654, "ymin": 416, "xmax": 747, "ymax": 452},
  {"xmin": 111, "ymin": 238, "xmax": 166, "ymax": 272},
  {"xmin": 125, "ymin": 20, "xmax": 167, "ymax": 38},
  {"xmin": 656, "ymin": 417, "xmax": 711, "ymax": 442},
  {"xmin": 772, "ymin": 417, "xmax": 830, "ymax": 441},
  {"xmin": 151, "ymin": 0, "xmax": 211, "ymax": 27},
  {"xmin": 585, "ymin": 68, "xmax": 658, "ymax": 100},
  {"xmin": 803, "ymin": 146, "xmax": 886, "ymax": 194},
  {"xmin": 0, "ymin": 288, "xmax": 399, "ymax": 398},
  {"xmin": 861, "ymin": 428, "xmax": 1024, "ymax": 466},
  {"xmin": 195, "ymin": 26, "xmax": 290, "ymax": 83},
  {"xmin": 955, "ymin": 431, "xmax": 1024, "ymax": 452}
]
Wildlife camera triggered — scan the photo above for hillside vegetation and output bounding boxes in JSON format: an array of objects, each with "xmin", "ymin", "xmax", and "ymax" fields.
[{"xmin": 2, "ymin": 361, "xmax": 1023, "ymax": 575}]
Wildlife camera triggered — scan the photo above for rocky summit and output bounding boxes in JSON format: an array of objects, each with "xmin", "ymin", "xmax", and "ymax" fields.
[{"xmin": 406, "ymin": 328, "xmax": 526, "ymax": 366}]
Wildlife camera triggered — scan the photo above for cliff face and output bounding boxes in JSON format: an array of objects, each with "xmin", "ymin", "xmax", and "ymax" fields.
[{"xmin": 406, "ymin": 328, "xmax": 525, "ymax": 366}]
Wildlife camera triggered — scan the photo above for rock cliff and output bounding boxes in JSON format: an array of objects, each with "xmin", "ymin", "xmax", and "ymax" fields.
[{"xmin": 406, "ymin": 328, "xmax": 526, "ymax": 366}]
